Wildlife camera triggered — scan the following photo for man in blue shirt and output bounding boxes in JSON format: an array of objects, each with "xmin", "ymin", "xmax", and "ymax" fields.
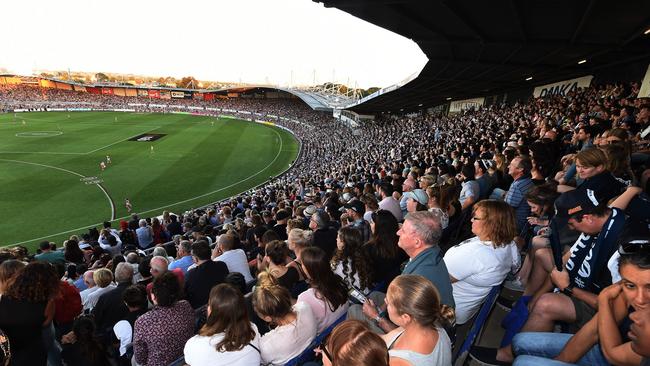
[
  {"xmin": 168, "ymin": 240, "xmax": 193, "ymax": 275},
  {"xmin": 504, "ymin": 156, "xmax": 535, "ymax": 232},
  {"xmin": 348, "ymin": 211, "xmax": 454, "ymax": 333}
]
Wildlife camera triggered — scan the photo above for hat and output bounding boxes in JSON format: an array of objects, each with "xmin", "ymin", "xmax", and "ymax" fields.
[
  {"xmin": 304, "ymin": 205, "xmax": 317, "ymax": 218},
  {"xmin": 343, "ymin": 200, "xmax": 365, "ymax": 214},
  {"xmin": 555, "ymin": 188, "xmax": 602, "ymax": 221},
  {"xmin": 275, "ymin": 210, "xmax": 290, "ymax": 221},
  {"xmin": 403, "ymin": 189, "xmax": 429, "ymax": 206}
]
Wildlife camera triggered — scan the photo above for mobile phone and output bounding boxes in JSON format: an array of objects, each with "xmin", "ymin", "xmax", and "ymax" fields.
[{"xmin": 348, "ymin": 287, "xmax": 368, "ymax": 304}]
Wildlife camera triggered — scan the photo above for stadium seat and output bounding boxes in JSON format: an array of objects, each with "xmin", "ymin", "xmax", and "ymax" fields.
[
  {"xmin": 452, "ymin": 285, "xmax": 501, "ymax": 366},
  {"xmin": 284, "ymin": 313, "xmax": 347, "ymax": 366}
]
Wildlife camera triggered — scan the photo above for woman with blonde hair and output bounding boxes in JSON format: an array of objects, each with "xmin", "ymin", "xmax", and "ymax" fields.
[
  {"xmin": 319, "ymin": 320, "xmax": 388, "ymax": 366},
  {"xmin": 252, "ymin": 272, "xmax": 317, "ymax": 365},
  {"xmin": 184, "ymin": 284, "xmax": 261, "ymax": 365},
  {"xmin": 443, "ymin": 200, "xmax": 520, "ymax": 325},
  {"xmin": 287, "ymin": 228, "xmax": 312, "ymax": 280},
  {"xmin": 381, "ymin": 274, "xmax": 454, "ymax": 366}
]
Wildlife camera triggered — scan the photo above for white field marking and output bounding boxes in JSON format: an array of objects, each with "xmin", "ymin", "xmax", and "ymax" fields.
[
  {"xmin": 2, "ymin": 126, "xmax": 288, "ymax": 248},
  {"xmin": 0, "ymin": 158, "xmax": 116, "ymax": 236},
  {"xmin": 0, "ymin": 151, "xmax": 84, "ymax": 155},
  {"xmin": 0, "ymin": 126, "xmax": 162, "ymax": 156}
]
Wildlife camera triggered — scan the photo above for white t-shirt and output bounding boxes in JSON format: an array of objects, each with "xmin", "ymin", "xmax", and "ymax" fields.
[
  {"xmin": 83, "ymin": 284, "xmax": 116, "ymax": 311},
  {"xmin": 260, "ymin": 301, "xmax": 317, "ymax": 366},
  {"xmin": 184, "ymin": 323, "xmax": 261, "ymax": 366},
  {"xmin": 79, "ymin": 286, "xmax": 99, "ymax": 306},
  {"xmin": 379, "ymin": 196, "xmax": 403, "ymax": 222},
  {"xmin": 215, "ymin": 249, "xmax": 254, "ymax": 283},
  {"xmin": 297, "ymin": 288, "xmax": 349, "ymax": 334},
  {"xmin": 444, "ymin": 236, "xmax": 520, "ymax": 324}
]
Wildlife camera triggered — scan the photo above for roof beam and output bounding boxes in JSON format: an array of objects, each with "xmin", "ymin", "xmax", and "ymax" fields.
[
  {"xmin": 440, "ymin": 1, "xmax": 487, "ymax": 43},
  {"xmin": 509, "ymin": 0, "xmax": 526, "ymax": 42},
  {"xmin": 570, "ymin": 0, "xmax": 595, "ymax": 44}
]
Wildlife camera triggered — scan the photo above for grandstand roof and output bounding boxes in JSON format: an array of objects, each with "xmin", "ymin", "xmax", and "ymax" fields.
[{"xmin": 318, "ymin": 0, "xmax": 650, "ymax": 113}]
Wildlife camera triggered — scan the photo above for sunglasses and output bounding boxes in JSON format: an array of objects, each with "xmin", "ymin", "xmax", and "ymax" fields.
[{"xmin": 619, "ymin": 239, "xmax": 650, "ymax": 255}]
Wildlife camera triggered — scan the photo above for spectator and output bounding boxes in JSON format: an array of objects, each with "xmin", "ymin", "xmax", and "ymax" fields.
[
  {"xmin": 286, "ymin": 228, "xmax": 312, "ymax": 280},
  {"xmin": 34, "ymin": 241, "xmax": 65, "ymax": 264},
  {"xmin": 309, "ymin": 210, "xmax": 337, "ymax": 261},
  {"xmin": 84, "ymin": 268, "xmax": 116, "ymax": 311},
  {"xmin": 60, "ymin": 316, "xmax": 110, "ymax": 366},
  {"xmin": 473, "ymin": 188, "xmax": 630, "ymax": 364},
  {"xmin": 377, "ymin": 183, "xmax": 403, "ymax": 222},
  {"xmin": 342, "ymin": 200, "xmax": 371, "ymax": 243},
  {"xmin": 263, "ymin": 240, "xmax": 300, "ymax": 292},
  {"xmin": 185, "ymin": 241, "xmax": 229, "ymax": 309},
  {"xmin": 252, "ymin": 272, "xmax": 317, "ymax": 365},
  {"xmin": 458, "ymin": 164, "xmax": 479, "ymax": 210},
  {"xmin": 133, "ymin": 272, "xmax": 195, "ymax": 366},
  {"xmin": 364, "ymin": 210, "xmax": 407, "ymax": 286},
  {"xmin": 151, "ymin": 217, "xmax": 168, "ymax": 245},
  {"xmin": 503, "ymin": 156, "xmax": 535, "ymax": 232},
  {"xmin": 512, "ymin": 223, "xmax": 650, "ymax": 365},
  {"xmin": 353, "ymin": 211, "xmax": 454, "ymax": 334},
  {"xmin": 98, "ymin": 229, "xmax": 122, "ymax": 257},
  {"xmin": 92, "ymin": 262, "xmax": 133, "ymax": 340},
  {"xmin": 212, "ymin": 234, "xmax": 254, "ymax": 283},
  {"xmin": 443, "ymin": 200, "xmax": 520, "ymax": 325},
  {"xmin": 332, "ymin": 226, "xmax": 373, "ymax": 294},
  {"xmin": 317, "ymin": 320, "xmax": 389, "ymax": 366},
  {"xmin": 0, "ymin": 260, "xmax": 25, "ymax": 295},
  {"xmin": 403, "ymin": 188, "xmax": 429, "ymax": 213},
  {"xmin": 113, "ymin": 285, "xmax": 148, "ymax": 365},
  {"xmin": 272, "ymin": 210, "xmax": 290, "ymax": 241},
  {"xmin": 78, "ymin": 270, "xmax": 96, "ymax": 305},
  {"xmin": 0, "ymin": 262, "xmax": 60, "ymax": 365},
  {"xmin": 169, "ymin": 240, "xmax": 194, "ymax": 275},
  {"xmin": 63, "ymin": 239, "xmax": 85, "ymax": 265},
  {"xmin": 136, "ymin": 219, "xmax": 154, "ymax": 250},
  {"xmin": 381, "ymin": 274, "xmax": 454, "ymax": 365},
  {"xmin": 184, "ymin": 284, "xmax": 261, "ymax": 365},
  {"xmin": 298, "ymin": 246, "xmax": 349, "ymax": 333}
]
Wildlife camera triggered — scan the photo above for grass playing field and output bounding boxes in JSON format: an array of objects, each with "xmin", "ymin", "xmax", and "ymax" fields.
[{"xmin": 0, "ymin": 111, "xmax": 299, "ymax": 252}]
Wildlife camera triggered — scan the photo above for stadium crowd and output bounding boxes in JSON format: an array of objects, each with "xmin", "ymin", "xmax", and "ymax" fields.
[{"xmin": 0, "ymin": 80, "xmax": 649, "ymax": 366}]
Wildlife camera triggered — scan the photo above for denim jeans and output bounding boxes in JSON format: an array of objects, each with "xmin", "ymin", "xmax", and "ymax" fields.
[{"xmin": 512, "ymin": 332, "xmax": 609, "ymax": 366}]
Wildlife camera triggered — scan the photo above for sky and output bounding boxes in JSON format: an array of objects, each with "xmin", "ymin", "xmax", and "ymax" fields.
[{"xmin": 1, "ymin": 0, "xmax": 428, "ymax": 89}]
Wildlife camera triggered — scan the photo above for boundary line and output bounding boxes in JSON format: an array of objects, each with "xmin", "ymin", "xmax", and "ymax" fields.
[{"xmin": 1, "ymin": 127, "xmax": 287, "ymax": 248}]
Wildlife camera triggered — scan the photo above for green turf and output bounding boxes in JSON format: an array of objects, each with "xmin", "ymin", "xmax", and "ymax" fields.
[{"xmin": 0, "ymin": 111, "xmax": 299, "ymax": 252}]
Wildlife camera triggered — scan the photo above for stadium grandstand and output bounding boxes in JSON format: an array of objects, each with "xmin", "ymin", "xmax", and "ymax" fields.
[{"xmin": 1, "ymin": 1, "xmax": 650, "ymax": 366}]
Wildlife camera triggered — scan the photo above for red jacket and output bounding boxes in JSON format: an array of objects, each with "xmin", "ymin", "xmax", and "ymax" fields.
[{"xmin": 54, "ymin": 281, "xmax": 82, "ymax": 325}]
